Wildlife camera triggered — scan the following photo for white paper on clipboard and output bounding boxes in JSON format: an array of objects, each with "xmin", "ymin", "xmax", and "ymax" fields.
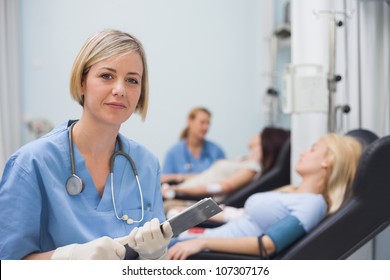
[{"xmin": 163, "ymin": 197, "xmax": 222, "ymax": 237}]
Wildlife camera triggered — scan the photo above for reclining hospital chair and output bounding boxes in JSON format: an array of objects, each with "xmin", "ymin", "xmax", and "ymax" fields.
[
  {"xmin": 346, "ymin": 128, "xmax": 380, "ymax": 149},
  {"xmin": 189, "ymin": 131, "xmax": 389, "ymax": 260},
  {"xmin": 222, "ymin": 138, "xmax": 291, "ymax": 208}
]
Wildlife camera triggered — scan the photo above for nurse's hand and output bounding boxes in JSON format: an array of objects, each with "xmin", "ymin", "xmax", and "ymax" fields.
[
  {"xmin": 119, "ymin": 218, "xmax": 173, "ymax": 260},
  {"xmin": 51, "ymin": 236, "xmax": 126, "ymax": 260}
]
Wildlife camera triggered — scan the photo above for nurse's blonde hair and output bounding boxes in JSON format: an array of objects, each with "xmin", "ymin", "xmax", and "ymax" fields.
[
  {"xmin": 69, "ymin": 29, "xmax": 149, "ymax": 121},
  {"xmin": 180, "ymin": 107, "xmax": 211, "ymax": 139}
]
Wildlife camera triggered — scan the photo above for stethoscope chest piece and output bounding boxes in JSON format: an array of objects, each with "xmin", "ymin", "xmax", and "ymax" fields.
[{"xmin": 66, "ymin": 174, "xmax": 85, "ymax": 195}]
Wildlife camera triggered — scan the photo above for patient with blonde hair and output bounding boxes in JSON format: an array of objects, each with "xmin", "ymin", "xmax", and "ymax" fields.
[{"xmin": 168, "ymin": 134, "xmax": 362, "ymax": 260}]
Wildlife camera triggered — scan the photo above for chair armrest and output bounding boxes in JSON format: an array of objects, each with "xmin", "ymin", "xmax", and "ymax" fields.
[{"xmin": 188, "ymin": 251, "xmax": 260, "ymax": 260}]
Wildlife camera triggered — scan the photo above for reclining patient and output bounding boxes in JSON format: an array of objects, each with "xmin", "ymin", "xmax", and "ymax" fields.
[
  {"xmin": 167, "ymin": 133, "xmax": 362, "ymax": 259},
  {"xmin": 162, "ymin": 127, "xmax": 290, "ymax": 204}
]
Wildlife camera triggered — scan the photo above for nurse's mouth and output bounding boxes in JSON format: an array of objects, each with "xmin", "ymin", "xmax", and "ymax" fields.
[{"xmin": 105, "ymin": 102, "xmax": 127, "ymax": 109}]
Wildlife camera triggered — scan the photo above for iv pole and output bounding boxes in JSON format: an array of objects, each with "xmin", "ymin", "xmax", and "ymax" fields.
[{"xmin": 313, "ymin": 10, "xmax": 353, "ymax": 133}]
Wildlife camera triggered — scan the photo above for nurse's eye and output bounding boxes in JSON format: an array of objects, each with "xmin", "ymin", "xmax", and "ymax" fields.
[
  {"xmin": 127, "ymin": 78, "xmax": 139, "ymax": 84},
  {"xmin": 100, "ymin": 73, "xmax": 113, "ymax": 80}
]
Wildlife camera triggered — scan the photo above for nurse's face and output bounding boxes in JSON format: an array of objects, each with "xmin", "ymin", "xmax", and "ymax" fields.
[
  {"xmin": 188, "ymin": 111, "xmax": 210, "ymax": 140},
  {"xmin": 81, "ymin": 52, "xmax": 143, "ymax": 127}
]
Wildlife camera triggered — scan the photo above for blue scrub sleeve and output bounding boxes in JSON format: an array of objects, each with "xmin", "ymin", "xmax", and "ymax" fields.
[
  {"xmin": 162, "ymin": 152, "xmax": 175, "ymax": 174},
  {"xmin": 263, "ymin": 215, "xmax": 306, "ymax": 254},
  {"xmin": 0, "ymin": 157, "xmax": 43, "ymax": 259},
  {"xmin": 216, "ymin": 146, "xmax": 225, "ymax": 160},
  {"xmin": 152, "ymin": 165, "xmax": 166, "ymax": 222}
]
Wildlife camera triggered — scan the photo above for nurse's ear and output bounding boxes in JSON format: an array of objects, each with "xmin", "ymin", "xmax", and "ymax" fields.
[
  {"xmin": 79, "ymin": 77, "xmax": 86, "ymax": 106},
  {"xmin": 77, "ymin": 85, "xmax": 84, "ymax": 107},
  {"xmin": 80, "ymin": 77, "xmax": 86, "ymax": 92}
]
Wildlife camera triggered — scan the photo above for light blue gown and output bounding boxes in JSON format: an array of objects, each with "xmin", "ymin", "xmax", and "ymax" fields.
[
  {"xmin": 162, "ymin": 139, "xmax": 225, "ymax": 174},
  {"xmin": 201, "ymin": 192, "xmax": 327, "ymax": 238},
  {"xmin": 172, "ymin": 192, "xmax": 327, "ymax": 245},
  {"xmin": 0, "ymin": 121, "xmax": 165, "ymax": 259}
]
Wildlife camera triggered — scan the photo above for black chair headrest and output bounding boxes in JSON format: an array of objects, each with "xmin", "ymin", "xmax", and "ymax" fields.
[
  {"xmin": 346, "ymin": 128, "xmax": 379, "ymax": 149},
  {"xmin": 223, "ymin": 138, "xmax": 291, "ymax": 207}
]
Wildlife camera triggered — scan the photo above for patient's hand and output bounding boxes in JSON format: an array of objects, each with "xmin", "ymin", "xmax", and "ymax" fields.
[
  {"xmin": 208, "ymin": 205, "xmax": 246, "ymax": 223},
  {"xmin": 168, "ymin": 239, "xmax": 206, "ymax": 260},
  {"xmin": 161, "ymin": 184, "xmax": 176, "ymax": 199}
]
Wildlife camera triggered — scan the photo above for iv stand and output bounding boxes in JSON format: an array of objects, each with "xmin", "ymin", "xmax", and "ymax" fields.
[{"xmin": 313, "ymin": 10, "xmax": 353, "ymax": 132}]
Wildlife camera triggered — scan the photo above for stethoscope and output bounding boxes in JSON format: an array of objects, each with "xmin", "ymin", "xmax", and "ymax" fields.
[
  {"xmin": 183, "ymin": 140, "xmax": 210, "ymax": 171},
  {"xmin": 65, "ymin": 121, "xmax": 144, "ymax": 225},
  {"xmin": 183, "ymin": 144, "xmax": 193, "ymax": 171}
]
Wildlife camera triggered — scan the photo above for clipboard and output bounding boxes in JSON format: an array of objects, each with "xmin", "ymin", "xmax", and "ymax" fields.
[
  {"xmin": 120, "ymin": 198, "xmax": 222, "ymax": 258},
  {"xmin": 164, "ymin": 197, "xmax": 222, "ymax": 236}
]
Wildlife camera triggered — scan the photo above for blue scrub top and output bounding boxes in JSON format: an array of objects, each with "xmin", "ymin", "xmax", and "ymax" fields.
[
  {"xmin": 0, "ymin": 121, "xmax": 165, "ymax": 260},
  {"xmin": 162, "ymin": 139, "xmax": 225, "ymax": 174}
]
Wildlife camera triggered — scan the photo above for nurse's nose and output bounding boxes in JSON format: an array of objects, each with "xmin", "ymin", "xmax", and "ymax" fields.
[{"xmin": 112, "ymin": 81, "xmax": 126, "ymax": 97}]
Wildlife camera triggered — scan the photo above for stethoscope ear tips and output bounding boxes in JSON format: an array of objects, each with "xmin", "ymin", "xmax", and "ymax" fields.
[
  {"xmin": 66, "ymin": 174, "xmax": 85, "ymax": 195},
  {"xmin": 121, "ymin": 214, "xmax": 134, "ymax": 224}
]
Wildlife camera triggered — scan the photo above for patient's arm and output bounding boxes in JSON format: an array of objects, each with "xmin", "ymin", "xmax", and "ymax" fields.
[
  {"xmin": 174, "ymin": 169, "xmax": 257, "ymax": 197},
  {"xmin": 168, "ymin": 214, "xmax": 306, "ymax": 260},
  {"xmin": 161, "ymin": 173, "xmax": 195, "ymax": 184},
  {"xmin": 207, "ymin": 205, "xmax": 246, "ymax": 223},
  {"xmin": 220, "ymin": 169, "xmax": 258, "ymax": 193},
  {"xmin": 207, "ymin": 211, "xmax": 225, "ymax": 223},
  {"xmin": 168, "ymin": 236, "xmax": 275, "ymax": 260}
]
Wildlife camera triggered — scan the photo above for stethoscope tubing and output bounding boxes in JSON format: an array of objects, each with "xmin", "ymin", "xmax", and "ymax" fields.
[
  {"xmin": 66, "ymin": 121, "xmax": 144, "ymax": 224},
  {"xmin": 109, "ymin": 151, "xmax": 144, "ymax": 224}
]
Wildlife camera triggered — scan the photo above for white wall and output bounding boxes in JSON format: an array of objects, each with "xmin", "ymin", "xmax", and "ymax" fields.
[
  {"xmin": 358, "ymin": 0, "xmax": 390, "ymax": 136},
  {"xmin": 19, "ymin": 0, "xmax": 273, "ymax": 164},
  {"xmin": 0, "ymin": 0, "xmax": 21, "ymax": 172}
]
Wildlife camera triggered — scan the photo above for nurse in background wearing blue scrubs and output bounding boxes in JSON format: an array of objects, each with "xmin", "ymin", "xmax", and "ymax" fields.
[
  {"xmin": 161, "ymin": 107, "xmax": 225, "ymax": 184},
  {"xmin": 0, "ymin": 29, "xmax": 172, "ymax": 260}
]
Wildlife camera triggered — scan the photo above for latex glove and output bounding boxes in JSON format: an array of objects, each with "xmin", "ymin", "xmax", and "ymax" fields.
[
  {"xmin": 126, "ymin": 218, "xmax": 173, "ymax": 260},
  {"xmin": 51, "ymin": 236, "xmax": 126, "ymax": 260}
]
